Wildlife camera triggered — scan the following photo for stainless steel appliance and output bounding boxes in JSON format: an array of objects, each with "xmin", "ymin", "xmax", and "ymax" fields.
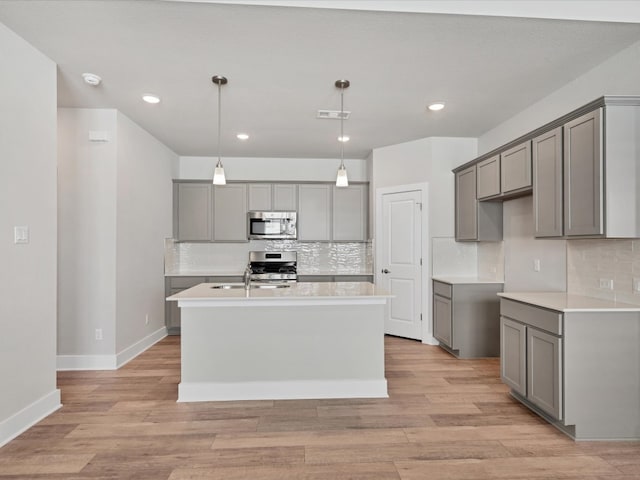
[
  {"xmin": 247, "ymin": 211, "xmax": 297, "ymax": 240},
  {"xmin": 249, "ymin": 251, "xmax": 297, "ymax": 283}
]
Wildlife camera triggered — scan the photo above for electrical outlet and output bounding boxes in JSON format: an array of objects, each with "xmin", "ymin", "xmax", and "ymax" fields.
[
  {"xmin": 95, "ymin": 328, "xmax": 103, "ymax": 340},
  {"xmin": 145, "ymin": 314, "xmax": 149, "ymax": 325},
  {"xmin": 633, "ymin": 278, "xmax": 640, "ymax": 293},
  {"xmin": 599, "ymin": 278, "xmax": 613, "ymax": 290},
  {"xmin": 533, "ymin": 259, "xmax": 541, "ymax": 272}
]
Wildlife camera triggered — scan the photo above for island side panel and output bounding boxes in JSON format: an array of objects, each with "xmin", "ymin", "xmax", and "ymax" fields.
[{"xmin": 179, "ymin": 303, "xmax": 387, "ymax": 401}]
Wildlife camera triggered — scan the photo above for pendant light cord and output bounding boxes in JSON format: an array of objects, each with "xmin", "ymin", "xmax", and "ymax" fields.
[
  {"xmin": 340, "ymin": 85, "xmax": 345, "ymax": 169},
  {"xmin": 217, "ymin": 81, "xmax": 222, "ymax": 168}
]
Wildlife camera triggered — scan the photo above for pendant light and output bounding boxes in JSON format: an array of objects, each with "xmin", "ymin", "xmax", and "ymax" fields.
[
  {"xmin": 212, "ymin": 75, "xmax": 228, "ymax": 185},
  {"xmin": 335, "ymin": 79, "xmax": 350, "ymax": 187}
]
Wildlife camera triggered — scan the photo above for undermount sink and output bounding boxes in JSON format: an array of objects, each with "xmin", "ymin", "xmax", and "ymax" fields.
[{"xmin": 210, "ymin": 284, "xmax": 291, "ymax": 290}]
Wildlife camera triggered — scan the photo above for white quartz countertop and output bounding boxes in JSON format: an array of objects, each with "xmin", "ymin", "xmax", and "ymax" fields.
[
  {"xmin": 167, "ymin": 281, "xmax": 391, "ymax": 304},
  {"xmin": 432, "ymin": 276, "xmax": 504, "ymax": 285},
  {"xmin": 498, "ymin": 292, "xmax": 640, "ymax": 312}
]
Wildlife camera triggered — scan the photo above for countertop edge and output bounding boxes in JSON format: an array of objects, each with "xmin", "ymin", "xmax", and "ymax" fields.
[{"xmin": 498, "ymin": 292, "xmax": 640, "ymax": 312}]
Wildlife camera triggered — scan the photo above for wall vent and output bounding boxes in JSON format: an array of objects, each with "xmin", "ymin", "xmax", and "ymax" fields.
[{"xmin": 317, "ymin": 110, "xmax": 351, "ymax": 120}]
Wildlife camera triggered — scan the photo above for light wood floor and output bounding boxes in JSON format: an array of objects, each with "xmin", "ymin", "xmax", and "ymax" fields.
[{"xmin": 1, "ymin": 335, "xmax": 639, "ymax": 479}]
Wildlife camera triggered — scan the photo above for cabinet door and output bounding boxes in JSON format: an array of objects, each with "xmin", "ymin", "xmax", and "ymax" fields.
[
  {"xmin": 477, "ymin": 155, "xmax": 500, "ymax": 199},
  {"xmin": 527, "ymin": 327, "xmax": 563, "ymax": 420},
  {"xmin": 564, "ymin": 109, "xmax": 603, "ymax": 236},
  {"xmin": 273, "ymin": 184, "xmax": 298, "ymax": 211},
  {"xmin": 248, "ymin": 184, "xmax": 272, "ymax": 211},
  {"xmin": 168, "ymin": 290, "xmax": 182, "ymax": 332},
  {"xmin": 500, "ymin": 317, "xmax": 526, "ymax": 396},
  {"xmin": 455, "ymin": 165, "xmax": 477, "ymax": 241},
  {"xmin": 501, "ymin": 141, "xmax": 532, "ymax": 193},
  {"xmin": 433, "ymin": 294, "xmax": 453, "ymax": 348},
  {"xmin": 533, "ymin": 127, "xmax": 563, "ymax": 237},
  {"xmin": 298, "ymin": 184, "xmax": 331, "ymax": 241},
  {"xmin": 213, "ymin": 184, "xmax": 248, "ymax": 241},
  {"xmin": 332, "ymin": 184, "xmax": 368, "ymax": 241},
  {"xmin": 174, "ymin": 183, "xmax": 212, "ymax": 241}
]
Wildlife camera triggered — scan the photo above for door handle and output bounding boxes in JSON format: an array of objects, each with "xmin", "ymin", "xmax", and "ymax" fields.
[{"xmin": 381, "ymin": 268, "xmax": 390, "ymax": 274}]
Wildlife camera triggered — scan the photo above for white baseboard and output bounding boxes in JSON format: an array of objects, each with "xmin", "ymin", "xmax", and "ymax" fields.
[
  {"xmin": 178, "ymin": 379, "xmax": 388, "ymax": 402},
  {"xmin": 0, "ymin": 389, "xmax": 61, "ymax": 448},
  {"xmin": 57, "ymin": 327, "xmax": 167, "ymax": 371}
]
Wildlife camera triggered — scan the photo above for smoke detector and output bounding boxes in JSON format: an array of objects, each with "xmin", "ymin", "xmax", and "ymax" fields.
[
  {"xmin": 317, "ymin": 110, "xmax": 351, "ymax": 120},
  {"xmin": 82, "ymin": 73, "xmax": 102, "ymax": 86}
]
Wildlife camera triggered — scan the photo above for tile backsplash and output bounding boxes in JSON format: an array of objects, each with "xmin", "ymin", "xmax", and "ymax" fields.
[
  {"xmin": 567, "ymin": 239, "xmax": 640, "ymax": 305},
  {"xmin": 165, "ymin": 239, "xmax": 373, "ymax": 276}
]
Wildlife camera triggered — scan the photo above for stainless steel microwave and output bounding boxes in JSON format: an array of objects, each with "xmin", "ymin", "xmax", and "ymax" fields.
[{"xmin": 247, "ymin": 211, "xmax": 297, "ymax": 240}]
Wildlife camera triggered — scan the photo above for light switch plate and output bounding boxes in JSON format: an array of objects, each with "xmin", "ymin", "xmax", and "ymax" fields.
[{"xmin": 14, "ymin": 226, "xmax": 29, "ymax": 244}]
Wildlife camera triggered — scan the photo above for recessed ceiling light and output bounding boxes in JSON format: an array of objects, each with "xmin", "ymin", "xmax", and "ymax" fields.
[
  {"xmin": 236, "ymin": 133, "xmax": 249, "ymax": 140},
  {"xmin": 82, "ymin": 72, "xmax": 101, "ymax": 86},
  {"xmin": 338, "ymin": 135, "xmax": 350, "ymax": 142},
  {"xmin": 428, "ymin": 102, "xmax": 445, "ymax": 111},
  {"xmin": 142, "ymin": 94, "xmax": 160, "ymax": 104}
]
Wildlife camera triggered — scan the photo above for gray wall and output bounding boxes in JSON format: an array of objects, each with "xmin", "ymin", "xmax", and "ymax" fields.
[{"xmin": 0, "ymin": 23, "xmax": 59, "ymax": 445}]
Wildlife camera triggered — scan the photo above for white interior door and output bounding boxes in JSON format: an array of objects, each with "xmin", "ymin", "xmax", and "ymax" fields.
[{"xmin": 379, "ymin": 189, "xmax": 423, "ymax": 340}]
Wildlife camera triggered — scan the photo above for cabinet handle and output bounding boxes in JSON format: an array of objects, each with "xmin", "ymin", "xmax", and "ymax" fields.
[{"xmin": 381, "ymin": 268, "xmax": 390, "ymax": 274}]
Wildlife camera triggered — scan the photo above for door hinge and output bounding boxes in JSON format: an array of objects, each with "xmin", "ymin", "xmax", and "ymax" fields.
[
  {"xmin": 420, "ymin": 313, "xmax": 423, "ymax": 321},
  {"xmin": 416, "ymin": 202, "xmax": 423, "ymax": 211},
  {"xmin": 420, "ymin": 258, "xmax": 422, "ymax": 266}
]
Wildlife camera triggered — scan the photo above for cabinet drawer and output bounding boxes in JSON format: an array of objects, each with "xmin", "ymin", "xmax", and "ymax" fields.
[
  {"xmin": 433, "ymin": 281, "xmax": 452, "ymax": 298},
  {"xmin": 168, "ymin": 276, "xmax": 207, "ymax": 289},
  {"xmin": 500, "ymin": 298, "xmax": 563, "ymax": 335}
]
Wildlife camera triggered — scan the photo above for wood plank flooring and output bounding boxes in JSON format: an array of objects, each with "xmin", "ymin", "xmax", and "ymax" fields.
[{"xmin": 1, "ymin": 335, "xmax": 638, "ymax": 479}]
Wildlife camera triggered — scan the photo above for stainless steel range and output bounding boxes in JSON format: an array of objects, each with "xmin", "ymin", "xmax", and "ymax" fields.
[{"xmin": 249, "ymin": 251, "xmax": 297, "ymax": 283}]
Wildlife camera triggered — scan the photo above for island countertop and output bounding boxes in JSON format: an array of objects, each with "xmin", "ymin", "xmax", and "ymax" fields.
[
  {"xmin": 167, "ymin": 281, "xmax": 392, "ymax": 306},
  {"xmin": 498, "ymin": 291, "xmax": 640, "ymax": 312}
]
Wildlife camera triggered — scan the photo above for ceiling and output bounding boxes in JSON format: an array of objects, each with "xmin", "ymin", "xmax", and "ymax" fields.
[{"xmin": 1, "ymin": 1, "xmax": 640, "ymax": 159}]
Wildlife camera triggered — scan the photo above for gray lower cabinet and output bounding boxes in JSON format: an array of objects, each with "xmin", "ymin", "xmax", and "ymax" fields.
[
  {"xmin": 173, "ymin": 183, "xmax": 212, "ymax": 241},
  {"xmin": 213, "ymin": 184, "xmax": 248, "ymax": 241},
  {"xmin": 455, "ymin": 165, "xmax": 502, "ymax": 242},
  {"xmin": 432, "ymin": 280, "xmax": 503, "ymax": 358},
  {"xmin": 500, "ymin": 299, "xmax": 564, "ymax": 422},
  {"xmin": 499, "ymin": 297, "xmax": 640, "ymax": 440},
  {"xmin": 165, "ymin": 276, "xmax": 242, "ymax": 334},
  {"xmin": 532, "ymin": 127, "xmax": 563, "ymax": 237}
]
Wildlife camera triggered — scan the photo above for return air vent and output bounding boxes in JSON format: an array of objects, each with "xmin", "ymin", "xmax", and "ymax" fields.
[{"xmin": 317, "ymin": 110, "xmax": 351, "ymax": 120}]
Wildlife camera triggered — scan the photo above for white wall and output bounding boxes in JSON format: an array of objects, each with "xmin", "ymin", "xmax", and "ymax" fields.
[
  {"xmin": 178, "ymin": 156, "xmax": 368, "ymax": 182},
  {"xmin": 479, "ymin": 39, "xmax": 640, "ymax": 154},
  {"xmin": 58, "ymin": 109, "xmax": 118, "ymax": 356},
  {"xmin": 58, "ymin": 108, "xmax": 176, "ymax": 367},
  {"xmin": 0, "ymin": 23, "xmax": 60, "ymax": 447},
  {"xmin": 115, "ymin": 112, "xmax": 175, "ymax": 353}
]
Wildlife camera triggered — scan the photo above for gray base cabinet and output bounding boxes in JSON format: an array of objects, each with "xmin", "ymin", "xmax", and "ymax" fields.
[
  {"xmin": 165, "ymin": 276, "xmax": 242, "ymax": 334},
  {"xmin": 432, "ymin": 280, "xmax": 503, "ymax": 358},
  {"xmin": 500, "ymin": 297, "xmax": 640, "ymax": 440}
]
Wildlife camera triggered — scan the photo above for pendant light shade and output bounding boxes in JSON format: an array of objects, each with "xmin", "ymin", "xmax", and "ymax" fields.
[
  {"xmin": 335, "ymin": 79, "xmax": 350, "ymax": 187},
  {"xmin": 212, "ymin": 75, "xmax": 228, "ymax": 185}
]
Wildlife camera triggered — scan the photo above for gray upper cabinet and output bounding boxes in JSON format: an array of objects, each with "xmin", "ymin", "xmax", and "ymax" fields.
[
  {"xmin": 298, "ymin": 184, "xmax": 332, "ymax": 241},
  {"xmin": 213, "ymin": 184, "xmax": 248, "ymax": 242},
  {"xmin": 455, "ymin": 165, "xmax": 502, "ymax": 242},
  {"xmin": 533, "ymin": 127, "xmax": 563, "ymax": 238},
  {"xmin": 248, "ymin": 183, "xmax": 272, "ymax": 211},
  {"xmin": 332, "ymin": 184, "xmax": 368, "ymax": 241},
  {"xmin": 563, "ymin": 109, "xmax": 603, "ymax": 237},
  {"xmin": 173, "ymin": 183, "xmax": 212, "ymax": 241},
  {"xmin": 476, "ymin": 155, "xmax": 500, "ymax": 199},
  {"xmin": 500, "ymin": 141, "xmax": 532, "ymax": 194},
  {"xmin": 273, "ymin": 184, "xmax": 298, "ymax": 211}
]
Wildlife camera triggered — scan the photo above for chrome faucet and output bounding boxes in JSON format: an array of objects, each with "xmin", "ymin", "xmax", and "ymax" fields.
[{"xmin": 244, "ymin": 264, "xmax": 252, "ymax": 290}]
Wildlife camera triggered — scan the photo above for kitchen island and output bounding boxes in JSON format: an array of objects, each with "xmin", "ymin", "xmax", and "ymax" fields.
[{"xmin": 167, "ymin": 282, "xmax": 391, "ymax": 402}]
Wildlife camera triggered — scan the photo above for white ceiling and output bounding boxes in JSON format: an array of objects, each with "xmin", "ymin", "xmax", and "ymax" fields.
[{"xmin": 1, "ymin": 0, "xmax": 640, "ymax": 159}]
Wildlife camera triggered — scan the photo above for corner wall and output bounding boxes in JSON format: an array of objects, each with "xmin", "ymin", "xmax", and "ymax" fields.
[{"xmin": 0, "ymin": 23, "xmax": 60, "ymax": 447}]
